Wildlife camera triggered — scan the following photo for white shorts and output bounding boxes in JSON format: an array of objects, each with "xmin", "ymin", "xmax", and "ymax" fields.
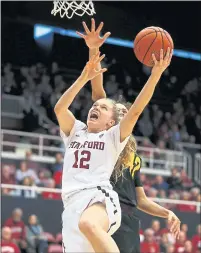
[{"xmin": 62, "ymin": 186, "xmax": 121, "ymax": 253}]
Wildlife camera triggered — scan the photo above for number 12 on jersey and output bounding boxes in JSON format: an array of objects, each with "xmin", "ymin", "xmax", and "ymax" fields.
[{"xmin": 73, "ymin": 150, "xmax": 91, "ymax": 169}]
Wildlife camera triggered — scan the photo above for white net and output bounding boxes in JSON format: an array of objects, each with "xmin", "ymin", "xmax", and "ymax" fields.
[{"xmin": 51, "ymin": 1, "xmax": 96, "ymax": 19}]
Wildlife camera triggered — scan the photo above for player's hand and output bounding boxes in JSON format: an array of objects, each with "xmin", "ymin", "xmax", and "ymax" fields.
[
  {"xmin": 80, "ymin": 52, "xmax": 107, "ymax": 81},
  {"xmin": 167, "ymin": 210, "xmax": 181, "ymax": 239},
  {"xmin": 76, "ymin": 18, "xmax": 111, "ymax": 49},
  {"xmin": 151, "ymin": 47, "xmax": 173, "ymax": 75}
]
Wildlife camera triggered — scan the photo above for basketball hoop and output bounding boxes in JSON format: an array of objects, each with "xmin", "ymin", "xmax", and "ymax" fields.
[{"xmin": 51, "ymin": 1, "xmax": 96, "ymax": 19}]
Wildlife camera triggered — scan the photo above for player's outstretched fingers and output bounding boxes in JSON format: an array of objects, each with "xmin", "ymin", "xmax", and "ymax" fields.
[
  {"xmin": 152, "ymin": 53, "xmax": 158, "ymax": 65},
  {"xmin": 76, "ymin": 31, "xmax": 86, "ymax": 39},
  {"xmin": 82, "ymin": 21, "xmax": 90, "ymax": 34},
  {"xmin": 159, "ymin": 49, "xmax": 164, "ymax": 65},
  {"xmin": 102, "ymin": 32, "xmax": 111, "ymax": 42},
  {"xmin": 96, "ymin": 22, "xmax": 104, "ymax": 34},
  {"xmin": 91, "ymin": 18, "xmax": 95, "ymax": 32}
]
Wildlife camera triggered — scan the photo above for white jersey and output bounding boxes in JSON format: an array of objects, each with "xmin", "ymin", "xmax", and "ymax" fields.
[{"xmin": 61, "ymin": 120, "xmax": 129, "ymax": 196}]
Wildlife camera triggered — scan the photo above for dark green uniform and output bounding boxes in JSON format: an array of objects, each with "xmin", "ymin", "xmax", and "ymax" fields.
[{"xmin": 111, "ymin": 154, "xmax": 142, "ymax": 253}]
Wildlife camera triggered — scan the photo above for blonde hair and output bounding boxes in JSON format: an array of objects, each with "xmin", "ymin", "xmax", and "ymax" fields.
[
  {"xmin": 112, "ymin": 135, "xmax": 137, "ymax": 182},
  {"xmin": 112, "ymin": 99, "xmax": 137, "ymax": 182}
]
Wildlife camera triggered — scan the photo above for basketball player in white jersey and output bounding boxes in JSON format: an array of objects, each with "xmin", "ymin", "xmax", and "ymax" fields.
[{"xmin": 55, "ymin": 53, "xmax": 129, "ymax": 253}]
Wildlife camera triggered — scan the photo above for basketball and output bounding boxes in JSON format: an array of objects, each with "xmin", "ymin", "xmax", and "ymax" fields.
[{"xmin": 134, "ymin": 27, "xmax": 174, "ymax": 67}]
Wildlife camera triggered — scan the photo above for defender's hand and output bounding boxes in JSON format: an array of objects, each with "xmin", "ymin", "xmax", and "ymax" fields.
[
  {"xmin": 167, "ymin": 210, "xmax": 181, "ymax": 239},
  {"xmin": 76, "ymin": 18, "xmax": 111, "ymax": 49}
]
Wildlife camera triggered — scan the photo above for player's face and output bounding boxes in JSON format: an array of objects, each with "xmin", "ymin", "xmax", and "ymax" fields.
[
  {"xmin": 116, "ymin": 103, "xmax": 128, "ymax": 120},
  {"xmin": 87, "ymin": 98, "xmax": 116, "ymax": 132}
]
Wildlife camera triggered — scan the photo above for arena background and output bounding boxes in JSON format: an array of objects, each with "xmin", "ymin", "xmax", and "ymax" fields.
[{"xmin": 1, "ymin": 1, "xmax": 201, "ymax": 253}]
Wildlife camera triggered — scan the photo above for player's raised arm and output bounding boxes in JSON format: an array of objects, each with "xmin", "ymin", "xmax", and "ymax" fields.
[
  {"xmin": 54, "ymin": 53, "xmax": 107, "ymax": 136},
  {"xmin": 120, "ymin": 48, "xmax": 173, "ymax": 142},
  {"xmin": 76, "ymin": 18, "xmax": 111, "ymax": 101}
]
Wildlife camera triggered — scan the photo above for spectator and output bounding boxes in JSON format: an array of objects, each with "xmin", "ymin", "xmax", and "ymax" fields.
[
  {"xmin": 183, "ymin": 240, "xmax": 193, "ymax": 253},
  {"xmin": 51, "ymin": 61, "xmax": 59, "ymax": 75},
  {"xmin": 104, "ymin": 74, "xmax": 119, "ymax": 96},
  {"xmin": 166, "ymin": 245, "xmax": 175, "ymax": 253},
  {"xmin": 4, "ymin": 208, "xmax": 27, "ymax": 252},
  {"xmin": 192, "ymin": 224, "xmax": 201, "ymax": 252},
  {"xmin": 158, "ymin": 123, "xmax": 170, "ymax": 142},
  {"xmin": 18, "ymin": 177, "xmax": 38, "ymax": 199},
  {"xmin": 26, "ymin": 214, "xmax": 48, "ymax": 253},
  {"xmin": 174, "ymin": 231, "xmax": 187, "ymax": 253},
  {"xmin": 16, "ymin": 161, "xmax": 40, "ymax": 185},
  {"xmin": 180, "ymin": 170, "xmax": 193, "ymax": 189},
  {"xmin": 138, "ymin": 109, "xmax": 153, "ymax": 138},
  {"xmin": 51, "ymin": 153, "xmax": 63, "ymax": 173},
  {"xmin": 169, "ymin": 124, "xmax": 181, "ymax": 144},
  {"xmin": 53, "ymin": 170, "xmax": 62, "ymax": 188},
  {"xmin": 41, "ymin": 179, "xmax": 61, "ymax": 200},
  {"xmin": 25, "ymin": 151, "xmax": 39, "ymax": 171},
  {"xmin": 190, "ymin": 187, "xmax": 200, "ymax": 201},
  {"xmin": 165, "ymin": 191, "xmax": 178, "ymax": 210},
  {"xmin": 1, "ymin": 226, "xmax": 20, "ymax": 253},
  {"xmin": 166, "ymin": 168, "xmax": 182, "ymax": 190},
  {"xmin": 139, "ymin": 174, "xmax": 151, "ymax": 191},
  {"xmin": 36, "ymin": 74, "xmax": 52, "ymax": 97},
  {"xmin": 1, "ymin": 165, "xmax": 16, "ymax": 185},
  {"xmin": 54, "ymin": 74, "xmax": 65, "ymax": 92},
  {"xmin": 141, "ymin": 228, "xmax": 160, "ymax": 253},
  {"xmin": 139, "ymin": 137, "xmax": 153, "ymax": 158},
  {"xmin": 153, "ymin": 110, "xmax": 163, "ymax": 129},
  {"xmin": 158, "ymin": 189, "xmax": 167, "ymax": 199},
  {"xmin": 181, "ymin": 224, "xmax": 189, "ymax": 238},
  {"xmin": 154, "ymin": 140, "xmax": 166, "ymax": 162},
  {"xmin": 29, "ymin": 64, "xmax": 39, "ymax": 80},
  {"xmin": 176, "ymin": 192, "xmax": 196, "ymax": 212},
  {"xmin": 151, "ymin": 220, "xmax": 161, "ymax": 242},
  {"xmin": 147, "ymin": 188, "xmax": 158, "ymax": 198},
  {"xmin": 38, "ymin": 170, "xmax": 51, "ymax": 186},
  {"xmin": 152, "ymin": 175, "xmax": 169, "ymax": 192},
  {"xmin": 160, "ymin": 233, "xmax": 169, "ymax": 253},
  {"xmin": 1, "ymin": 165, "xmax": 16, "ymax": 195},
  {"xmin": 189, "ymin": 135, "xmax": 196, "ymax": 144},
  {"xmin": 180, "ymin": 126, "xmax": 189, "ymax": 142}
]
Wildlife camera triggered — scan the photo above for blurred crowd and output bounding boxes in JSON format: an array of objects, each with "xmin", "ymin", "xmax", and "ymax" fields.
[
  {"xmin": 139, "ymin": 220, "xmax": 201, "ymax": 253},
  {"xmin": 1, "ymin": 208, "xmax": 61, "ymax": 253},
  {"xmin": 2, "ymin": 151, "xmax": 200, "ymax": 212},
  {"xmin": 1, "ymin": 208, "xmax": 201, "ymax": 253},
  {"xmin": 1, "ymin": 60, "xmax": 201, "ymax": 149}
]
